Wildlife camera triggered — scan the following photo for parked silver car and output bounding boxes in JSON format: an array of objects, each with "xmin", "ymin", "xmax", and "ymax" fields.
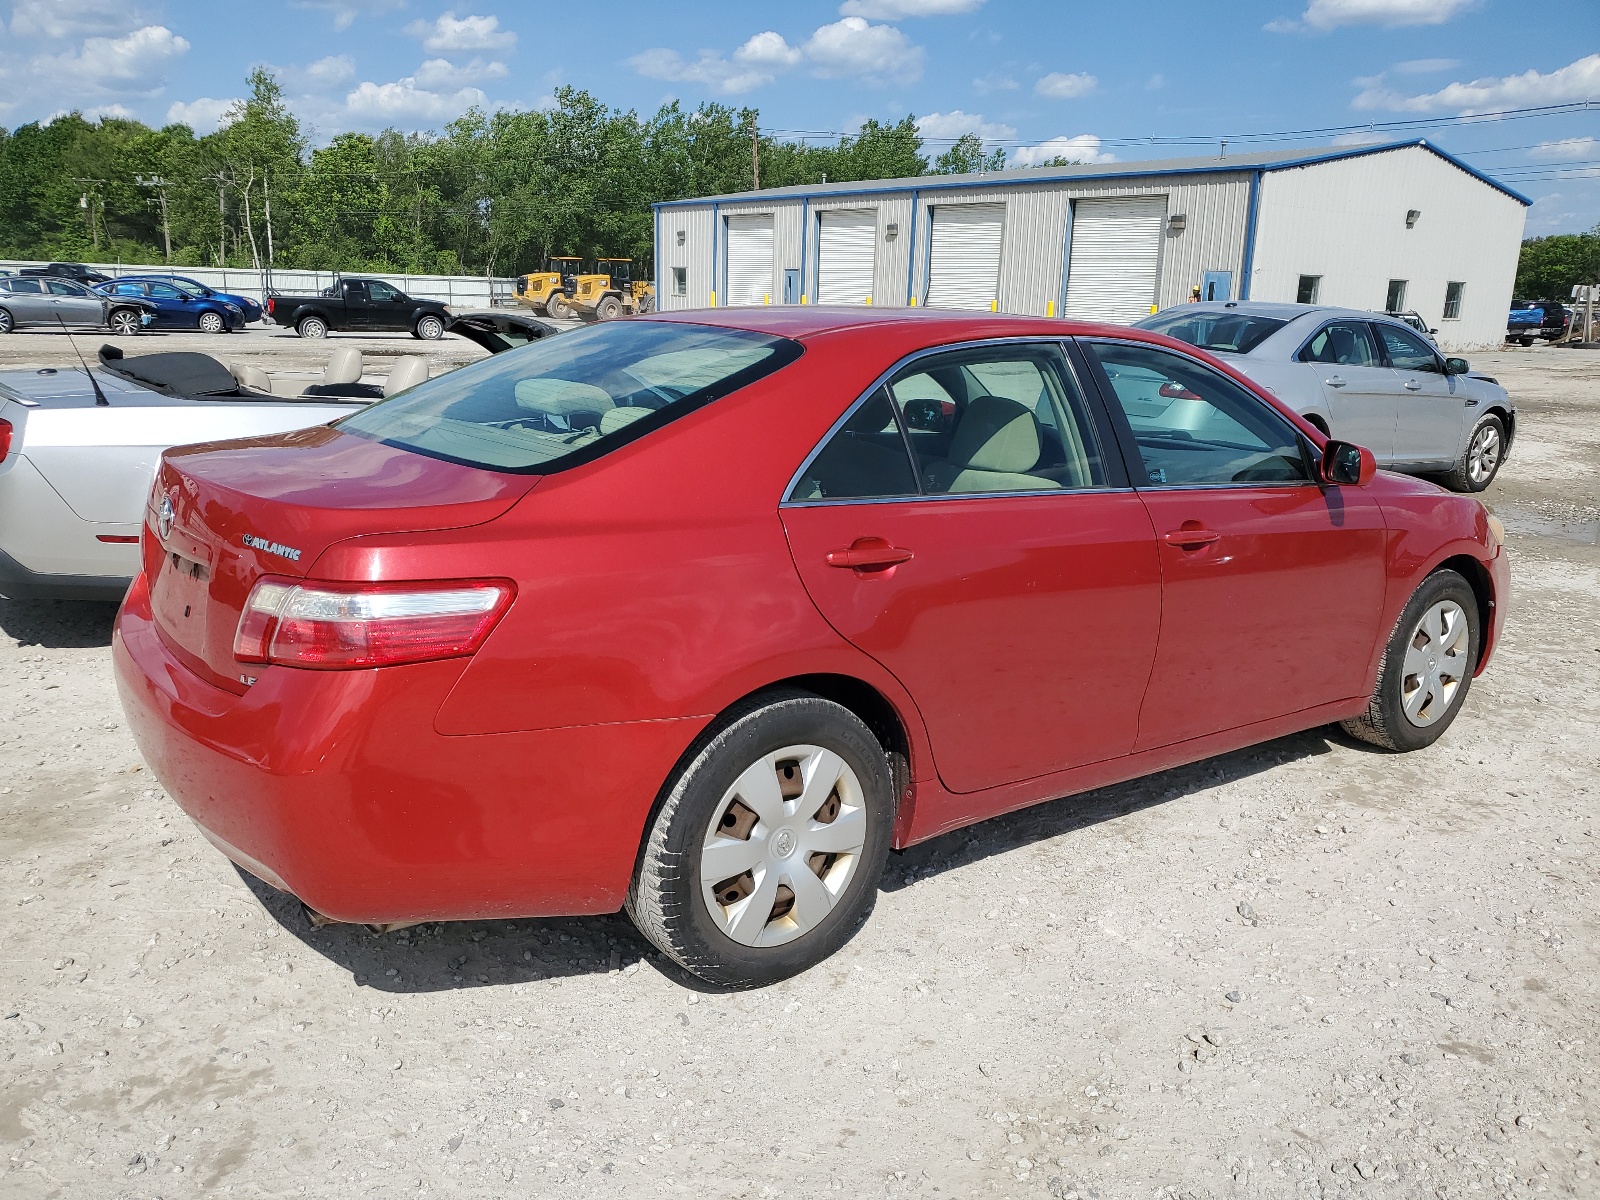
[
  {"xmin": 0, "ymin": 275, "xmax": 156, "ymax": 336},
  {"xmin": 1135, "ymin": 302, "xmax": 1513, "ymax": 492}
]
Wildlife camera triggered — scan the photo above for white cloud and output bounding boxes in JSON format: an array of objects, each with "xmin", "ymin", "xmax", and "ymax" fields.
[
  {"xmin": 292, "ymin": 0, "xmax": 404, "ymax": 32},
  {"xmin": 1533, "ymin": 137, "xmax": 1598, "ymax": 159},
  {"xmin": 405, "ymin": 11, "xmax": 516, "ymax": 54},
  {"xmin": 804, "ymin": 17, "xmax": 923, "ymax": 86},
  {"xmin": 838, "ymin": 0, "xmax": 983, "ymax": 15},
  {"xmin": 916, "ymin": 109, "xmax": 1015, "ymax": 142},
  {"xmin": 1035, "ymin": 71, "xmax": 1096, "ymax": 99},
  {"xmin": 165, "ymin": 97, "xmax": 240, "ymax": 133},
  {"xmin": 629, "ymin": 48, "xmax": 777, "ymax": 95},
  {"xmin": 1011, "ymin": 134, "xmax": 1115, "ymax": 166},
  {"xmin": 1354, "ymin": 53, "xmax": 1600, "ymax": 113},
  {"xmin": 1269, "ymin": 0, "xmax": 1476, "ymax": 30},
  {"xmin": 1394, "ymin": 57, "xmax": 1460, "ymax": 73},
  {"xmin": 9, "ymin": 0, "xmax": 134, "ymax": 40},
  {"xmin": 48, "ymin": 25, "xmax": 191, "ymax": 85},
  {"xmin": 297, "ymin": 55, "xmax": 358, "ymax": 90},
  {"xmin": 412, "ymin": 57, "xmax": 509, "ymax": 89},
  {"xmin": 736, "ymin": 31, "xmax": 802, "ymax": 67},
  {"xmin": 344, "ymin": 77, "xmax": 492, "ymax": 124},
  {"xmin": 47, "ymin": 102, "xmax": 138, "ymax": 124}
]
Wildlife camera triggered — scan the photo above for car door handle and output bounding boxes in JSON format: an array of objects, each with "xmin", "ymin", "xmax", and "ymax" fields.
[
  {"xmin": 1404, "ymin": 380, "xmax": 1422, "ymax": 391},
  {"xmin": 826, "ymin": 538, "xmax": 914, "ymax": 570},
  {"xmin": 1161, "ymin": 527, "xmax": 1221, "ymax": 549},
  {"xmin": 1324, "ymin": 375, "xmax": 1347, "ymax": 388}
]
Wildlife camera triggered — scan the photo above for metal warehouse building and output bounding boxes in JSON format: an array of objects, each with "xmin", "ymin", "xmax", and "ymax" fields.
[{"xmin": 653, "ymin": 139, "xmax": 1529, "ymax": 351}]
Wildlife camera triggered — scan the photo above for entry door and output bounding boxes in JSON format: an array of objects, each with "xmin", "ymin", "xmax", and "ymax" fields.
[
  {"xmin": 781, "ymin": 342, "xmax": 1160, "ymax": 795},
  {"xmin": 340, "ymin": 279, "xmax": 373, "ymax": 328},
  {"xmin": 1082, "ymin": 339, "xmax": 1387, "ymax": 749},
  {"xmin": 1297, "ymin": 320, "xmax": 1398, "ymax": 460},
  {"xmin": 1202, "ymin": 271, "xmax": 1232, "ymax": 302},
  {"xmin": 44, "ymin": 279, "xmax": 105, "ymax": 326},
  {"xmin": 2, "ymin": 278, "xmax": 53, "ymax": 325},
  {"xmin": 924, "ymin": 204, "xmax": 1004, "ymax": 310},
  {"xmin": 145, "ymin": 282, "xmax": 191, "ymax": 327},
  {"xmin": 782, "ymin": 269, "xmax": 801, "ymax": 305},
  {"xmin": 816, "ymin": 211, "xmax": 877, "ymax": 305},
  {"xmin": 1376, "ymin": 322, "xmax": 1461, "ymax": 465},
  {"xmin": 725, "ymin": 215, "xmax": 775, "ymax": 307},
  {"xmin": 1064, "ymin": 197, "xmax": 1167, "ymax": 324}
]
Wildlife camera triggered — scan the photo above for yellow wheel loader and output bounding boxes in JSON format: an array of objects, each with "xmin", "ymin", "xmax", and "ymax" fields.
[
  {"xmin": 570, "ymin": 258, "xmax": 655, "ymax": 321},
  {"xmin": 513, "ymin": 256, "xmax": 583, "ymax": 318}
]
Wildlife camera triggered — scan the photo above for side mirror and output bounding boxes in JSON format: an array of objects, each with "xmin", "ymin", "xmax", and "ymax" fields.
[
  {"xmin": 1321, "ymin": 440, "xmax": 1376, "ymax": 487},
  {"xmin": 1445, "ymin": 357, "xmax": 1469, "ymax": 374}
]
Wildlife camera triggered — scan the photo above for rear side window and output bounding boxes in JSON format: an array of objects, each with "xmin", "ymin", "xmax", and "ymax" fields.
[
  {"xmin": 338, "ymin": 321, "xmax": 802, "ymax": 474},
  {"xmin": 1136, "ymin": 310, "xmax": 1287, "ymax": 354},
  {"xmin": 3, "ymin": 278, "xmax": 42, "ymax": 294}
]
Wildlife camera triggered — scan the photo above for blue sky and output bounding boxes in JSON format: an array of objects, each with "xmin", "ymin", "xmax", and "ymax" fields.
[{"xmin": 1, "ymin": 0, "xmax": 1596, "ymax": 232}]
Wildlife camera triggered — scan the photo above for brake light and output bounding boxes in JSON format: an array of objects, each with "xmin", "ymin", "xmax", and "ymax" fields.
[
  {"xmin": 0, "ymin": 418, "xmax": 11, "ymax": 460},
  {"xmin": 233, "ymin": 577, "xmax": 514, "ymax": 669},
  {"xmin": 266, "ymin": 297, "xmax": 276, "ymax": 315}
]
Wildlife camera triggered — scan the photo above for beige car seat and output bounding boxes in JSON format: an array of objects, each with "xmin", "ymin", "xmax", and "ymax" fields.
[
  {"xmin": 923, "ymin": 395, "xmax": 1060, "ymax": 493},
  {"xmin": 383, "ymin": 356, "xmax": 430, "ymax": 397},
  {"xmin": 323, "ymin": 346, "xmax": 363, "ymax": 386},
  {"xmin": 229, "ymin": 362, "xmax": 271, "ymax": 392},
  {"xmin": 598, "ymin": 406, "xmax": 652, "ymax": 435}
]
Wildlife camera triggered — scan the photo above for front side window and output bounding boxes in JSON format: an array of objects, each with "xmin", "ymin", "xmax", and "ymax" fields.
[
  {"xmin": 46, "ymin": 279, "xmax": 90, "ymax": 297},
  {"xmin": 339, "ymin": 320, "xmax": 801, "ymax": 474},
  {"xmin": 1297, "ymin": 275, "xmax": 1321, "ymax": 305},
  {"xmin": 1385, "ymin": 279, "xmax": 1407, "ymax": 312},
  {"xmin": 367, "ymin": 280, "xmax": 400, "ymax": 302},
  {"xmin": 1443, "ymin": 281, "xmax": 1465, "ymax": 320},
  {"xmin": 1376, "ymin": 323, "xmax": 1440, "ymax": 372},
  {"xmin": 1087, "ymin": 341, "xmax": 1312, "ymax": 487},
  {"xmin": 1137, "ymin": 310, "xmax": 1288, "ymax": 355},
  {"xmin": 1299, "ymin": 321, "xmax": 1382, "ymax": 367}
]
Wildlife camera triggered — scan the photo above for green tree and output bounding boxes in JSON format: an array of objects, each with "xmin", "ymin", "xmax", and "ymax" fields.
[
  {"xmin": 931, "ymin": 132, "xmax": 1007, "ymax": 175},
  {"xmin": 1515, "ymin": 227, "xmax": 1600, "ymax": 300}
]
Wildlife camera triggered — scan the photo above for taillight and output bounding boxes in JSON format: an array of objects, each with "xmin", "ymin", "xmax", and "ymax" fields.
[
  {"xmin": 266, "ymin": 297, "xmax": 276, "ymax": 315},
  {"xmin": 233, "ymin": 577, "xmax": 514, "ymax": 670},
  {"xmin": 0, "ymin": 418, "xmax": 12, "ymax": 460}
]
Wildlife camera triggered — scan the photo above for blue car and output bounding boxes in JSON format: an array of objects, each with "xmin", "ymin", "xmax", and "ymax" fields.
[
  {"xmin": 95, "ymin": 279, "xmax": 245, "ymax": 333},
  {"xmin": 107, "ymin": 274, "xmax": 262, "ymax": 324}
]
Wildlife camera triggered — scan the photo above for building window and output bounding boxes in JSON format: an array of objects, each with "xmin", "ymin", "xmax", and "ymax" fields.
[
  {"xmin": 1385, "ymin": 279, "xmax": 1408, "ymax": 313},
  {"xmin": 1443, "ymin": 281, "xmax": 1465, "ymax": 320},
  {"xmin": 672, "ymin": 267, "xmax": 687, "ymax": 297},
  {"xmin": 1296, "ymin": 275, "xmax": 1321, "ymax": 305}
]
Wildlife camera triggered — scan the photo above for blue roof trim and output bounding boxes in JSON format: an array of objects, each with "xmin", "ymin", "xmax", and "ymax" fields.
[{"xmin": 653, "ymin": 138, "xmax": 1531, "ymax": 209}]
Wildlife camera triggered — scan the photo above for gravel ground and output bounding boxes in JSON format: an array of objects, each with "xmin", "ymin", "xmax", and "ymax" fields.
[{"xmin": 1, "ymin": 344, "xmax": 1596, "ymax": 1199}]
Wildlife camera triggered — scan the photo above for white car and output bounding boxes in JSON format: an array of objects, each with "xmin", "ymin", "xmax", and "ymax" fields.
[{"xmin": 1135, "ymin": 302, "xmax": 1514, "ymax": 492}]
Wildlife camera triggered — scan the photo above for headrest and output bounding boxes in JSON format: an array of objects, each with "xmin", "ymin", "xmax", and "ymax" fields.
[
  {"xmin": 512, "ymin": 377, "xmax": 614, "ymax": 416},
  {"xmin": 948, "ymin": 395, "xmax": 1042, "ymax": 474},
  {"xmin": 324, "ymin": 345, "xmax": 363, "ymax": 385},
  {"xmin": 383, "ymin": 356, "xmax": 429, "ymax": 397},
  {"xmin": 599, "ymin": 406, "xmax": 652, "ymax": 435},
  {"xmin": 231, "ymin": 362, "xmax": 271, "ymax": 392}
]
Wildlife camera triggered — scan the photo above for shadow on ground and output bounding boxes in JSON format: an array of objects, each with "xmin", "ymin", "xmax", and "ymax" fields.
[
  {"xmin": 0, "ymin": 597, "xmax": 118, "ymax": 648},
  {"xmin": 240, "ymin": 725, "xmax": 1346, "ymax": 995}
]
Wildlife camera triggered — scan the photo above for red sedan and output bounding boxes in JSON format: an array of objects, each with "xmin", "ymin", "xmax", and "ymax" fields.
[{"xmin": 113, "ymin": 309, "xmax": 1508, "ymax": 987}]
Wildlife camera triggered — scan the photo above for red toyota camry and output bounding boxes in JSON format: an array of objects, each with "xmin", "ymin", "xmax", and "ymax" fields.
[{"xmin": 114, "ymin": 309, "xmax": 1508, "ymax": 987}]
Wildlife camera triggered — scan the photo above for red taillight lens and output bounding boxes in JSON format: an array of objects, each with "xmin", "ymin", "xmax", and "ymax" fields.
[
  {"xmin": 0, "ymin": 418, "xmax": 12, "ymax": 460},
  {"xmin": 233, "ymin": 577, "xmax": 514, "ymax": 670},
  {"xmin": 266, "ymin": 297, "xmax": 276, "ymax": 315}
]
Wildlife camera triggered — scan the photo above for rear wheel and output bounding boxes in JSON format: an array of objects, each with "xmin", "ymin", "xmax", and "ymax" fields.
[
  {"xmin": 297, "ymin": 315, "xmax": 328, "ymax": 339},
  {"xmin": 545, "ymin": 293, "xmax": 572, "ymax": 320},
  {"xmin": 1444, "ymin": 414, "xmax": 1506, "ymax": 493},
  {"xmin": 0, "ymin": 307, "xmax": 14, "ymax": 335},
  {"xmin": 595, "ymin": 295, "xmax": 623, "ymax": 321},
  {"xmin": 415, "ymin": 314, "xmax": 445, "ymax": 340},
  {"xmin": 1341, "ymin": 569, "xmax": 1479, "ymax": 752},
  {"xmin": 197, "ymin": 310, "xmax": 226, "ymax": 334},
  {"xmin": 627, "ymin": 691, "xmax": 895, "ymax": 988},
  {"xmin": 107, "ymin": 307, "xmax": 141, "ymax": 336}
]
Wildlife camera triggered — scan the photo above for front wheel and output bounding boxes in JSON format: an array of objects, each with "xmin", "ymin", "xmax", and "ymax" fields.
[
  {"xmin": 595, "ymin": 295, "xmax": 623, "ymax": 321},
  {"xmin": 197, "ymin": 311, "xmax": 226, "ymax": 334},
  {"xmin": 545, "ymin": 293, "xmax": 572, "ymax": 320},
  {"xmin": 1341, "ymin": 569, "xmax": 1480, "ymax": 752},
  {"xmin": 297, "ymin": 316, "xmax": 328, "ymax": 339},
  {"xmin": 1444, "ymin": 414, "xmax": 1506, "ymax": 492},
  {"xmin": 627, "ymin": 691, "xmax": 895, "ymax": 988},
  {"xmin": 415, "ymin": 314, "xmax": 445, "ymax": 340},
  {"xmin": 107, "ymin": 308, "xmax": 141, "ymax": 336}
]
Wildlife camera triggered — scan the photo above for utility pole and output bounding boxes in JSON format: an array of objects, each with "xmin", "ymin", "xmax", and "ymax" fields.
[
  {"xmin": 73, "ymin": 178, "xmax": 106, "ymax": 253},
  {"xmin": 749, "ymin": 111, "xmax": 760, "ymax": 191},
  {"xmin": 136, "ymin": 175, "xmax": 172, "ymax": 261}
]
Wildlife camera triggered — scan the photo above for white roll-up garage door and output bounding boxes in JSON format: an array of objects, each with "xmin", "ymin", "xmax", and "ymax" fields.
[
  {"xmin": 725, "ymin": 214, "xmax": 774, "ymax": 306},
  {"xmin": 816, "ymin": 211, "xmax": 877, "ymax": 305},
  {"xmin": 925, "ymin": 204, "xmax": 1005, "ymax": 310},
  {"xmin": 1063, "ymin": 197, "xmax": 1167, "ymax": 324}
]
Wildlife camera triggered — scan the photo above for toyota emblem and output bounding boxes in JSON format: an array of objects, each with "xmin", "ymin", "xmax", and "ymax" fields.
[{"xmin": 157, "ymin": 494, "xmax": 175, "ymax": 540}]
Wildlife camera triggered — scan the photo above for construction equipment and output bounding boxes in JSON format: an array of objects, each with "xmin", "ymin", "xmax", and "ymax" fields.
[
  {"xmin": 570, "ymin": 258, "xmax": 656, "ymax": 321},
  {"xmin": 513, "ymin": 256, "xmax": 583, "ymax": 319}
]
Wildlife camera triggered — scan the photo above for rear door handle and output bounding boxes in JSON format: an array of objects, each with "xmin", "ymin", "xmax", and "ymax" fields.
[
  {"xmin": 1161, "ymin": 527, "xmax": 1221, "ymax": 549},
  {"xmin": 1325, "ymin": 375, "xmax": 1347, "ymax": 388},
  {"xmin": 826, "ymin": 538, "xmax": 914, "ymax": 570}
]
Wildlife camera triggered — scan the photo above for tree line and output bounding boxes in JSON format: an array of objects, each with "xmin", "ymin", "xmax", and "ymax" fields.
[
  {"xmin": 0, "ymin": 70, "xmax": 1017, "ymax": 279},
  {"xmin": 1514, "ymin": 227, "xmax": 1600, "ymax": 303}
]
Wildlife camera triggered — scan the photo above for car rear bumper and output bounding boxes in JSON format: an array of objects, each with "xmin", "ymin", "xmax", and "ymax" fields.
[
  {"xmin": 0, "ymin": 545, "xmax": 131, "ymax": 601},
  {"xmin": 113, "ymin": 573, "xmax": 704, "ymax": 924}
]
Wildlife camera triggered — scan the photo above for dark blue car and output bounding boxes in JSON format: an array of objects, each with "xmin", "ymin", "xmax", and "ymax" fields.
[
  {"xmin": 95, "ymin": 279, "xmax": 245, "ymax": 333},
  {"xmin": 105, "ymin": 274, "xmax": 261, "ymax": 324}
]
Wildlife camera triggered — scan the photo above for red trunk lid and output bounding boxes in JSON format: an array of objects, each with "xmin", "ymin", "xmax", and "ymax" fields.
[{"xmin": 143, "ymin": 426, "xmax": 536, "ymax": 691}]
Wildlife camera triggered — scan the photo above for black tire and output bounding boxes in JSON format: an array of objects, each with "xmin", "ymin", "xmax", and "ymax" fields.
[
  {"xmin": 595, "ymin": 295, "xmax": 623, "ymax": 321},
  {"xmin": 627, "ymin": 690, "xmax": 895, "ymax": 988},
  {"xmin": 636, "ymin": 292, "xmax": 655, "ymax": 314},
  {"xmin": 198, "ymin": 310, "xmax": 226, "ymax": 334},
  {"xmin": 1341, "ymin": 569, "xmax": 1480, "ymax": 752},
  {"xmin": 1443, "ymin": 413, "xmax": 1506, "ymax": 493},
  {"xmin": 0, "ymin": 306, "xmax": 14, "ymax": 335},
  {"xmin": 297, "ymin": 315, "xmax": 328, "ymax": 339},
  {"xmin": 415, "ymin": 314, "xmax": 445, "ymax": 340},
  {"xmin": 107, "ymin": 307, "xmax": 141, "ymax": 336},
  {"xmin": 546, "ymin": 293, "xmax": 571, "ymax": 320}
]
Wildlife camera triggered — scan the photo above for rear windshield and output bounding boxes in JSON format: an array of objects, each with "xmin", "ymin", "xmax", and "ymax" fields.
[
  {"xmin": 336, "ymin": 321, "xmax": 802, "ymax": 474},
  {"xmin": 1137, "ymin": 310, "xmax": 1288, "ymax": 355}
]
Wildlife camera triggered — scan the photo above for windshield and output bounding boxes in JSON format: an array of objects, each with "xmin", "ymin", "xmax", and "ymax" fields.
[
  {"xmin": 337, "ymin": 320, "xmax": 803, "ymax": 474},
  {"xmin": 1136, "ymin": 310, "xmax": 1288, "ymax": 355}
]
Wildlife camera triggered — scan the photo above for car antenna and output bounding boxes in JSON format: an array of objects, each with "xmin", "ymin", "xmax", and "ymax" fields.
[{"xmin": 55, "ymin": 314, "xmax": 110, "ymax": 406}]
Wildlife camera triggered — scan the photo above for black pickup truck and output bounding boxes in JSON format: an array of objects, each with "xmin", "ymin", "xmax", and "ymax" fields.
[{"xmin": 265, "ymin": 276, "xmax": 452, "ymax": 340}]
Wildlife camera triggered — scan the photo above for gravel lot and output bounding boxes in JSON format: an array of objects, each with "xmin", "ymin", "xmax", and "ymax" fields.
[{"xmin": 1, "ymin": 340, "xmax": 1596, "ymax": 1199}]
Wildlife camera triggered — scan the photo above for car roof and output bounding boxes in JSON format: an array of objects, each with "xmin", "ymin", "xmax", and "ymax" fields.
[
  {"xmin": 643, "ymin": 305, "xmax": 1156, "ymax": 343},
  {"xmin": 1143, "ymin": 301, "xmax": 1412, "ymax": 326}
]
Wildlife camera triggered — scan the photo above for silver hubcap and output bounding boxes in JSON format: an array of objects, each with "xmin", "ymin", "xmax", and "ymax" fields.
[
  {"xmin": 111, "ymin": 313, "xmax": 135, "ymax": 333},
  {"xmin": 1401, "ymin": 599, "xmax": 1470, "ymax": 728},
  {"xmin": 699, "ymin": 744, "xmax": 867, "ymax": 948},
  {"xmin": 1467, "ymin": 426, "xmax": 1501, "ymax": 484}
]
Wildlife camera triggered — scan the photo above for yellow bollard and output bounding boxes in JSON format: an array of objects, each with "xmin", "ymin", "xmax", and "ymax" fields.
[
  {"xmin": 710, "ymin": 290, "xmax": 717, "ymax": 307},
  {"xmin": 764, "ymin": 294, "xmax": 770, "ymax": 305},
  {"xmin": 1150, "ymin": 304, "xmax": 1158, "ymax": 314},
  {"xmin": 909, "ymin": 296, "xmax": 917, "ymax": 306},
  {"xmin": 801, "ymin": 294, "xmax": 808, "ymax": 304},
  {"xmin": 864, "ymin": 296, "xmax": 872, "ymax": 305},
  {"xmin": 1046, "ymin": 300, "xmax": 1056, "ymax": 318},
  {"xmin": 989, "ymin": 299, "xmax": 997, "ymax": 312}
]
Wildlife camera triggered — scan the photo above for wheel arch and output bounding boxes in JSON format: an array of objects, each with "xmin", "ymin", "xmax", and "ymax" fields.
[
  {"xmin": 1433, "ymin": 553, "xmax": 1494, "ymax": 669},
  {"xmin": 1483, "ymin": 404, "xmax": 1514, "ymax": 450},
  {"xmin": 1299, "ymin": 410, "xmax": 1330, "ymax": 436}
]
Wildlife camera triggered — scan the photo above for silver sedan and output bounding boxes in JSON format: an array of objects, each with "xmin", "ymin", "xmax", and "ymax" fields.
[{"xmin": 1135, "ymin": 302, "xmax": 1514, "ymax": 492}]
